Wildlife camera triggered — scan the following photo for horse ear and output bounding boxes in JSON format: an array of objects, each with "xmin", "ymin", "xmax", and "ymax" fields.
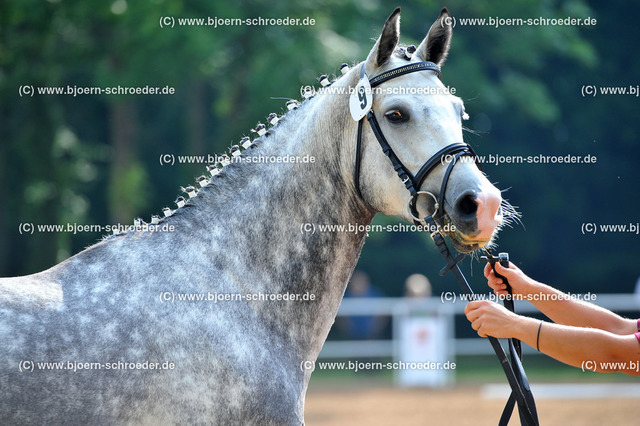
[
  {"xmin": 364, "ymin": 7, "xmax": 401, "ymax": 73},
  {"xmin": 416, "ymin": 7, "xmax": 452, "ymax": 66}
]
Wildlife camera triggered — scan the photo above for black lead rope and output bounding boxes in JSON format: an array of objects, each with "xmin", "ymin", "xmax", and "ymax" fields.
[
  {"xmin": 481, "ymin": 251, "xmax": 539, "ymax": 426},
  {"xmin": 353, "ymin": 61, "xmax": 539, "ymax": 425},
  {"xmin": 424, "ymin": 217, "xmax": 539, "ymax": 426}
]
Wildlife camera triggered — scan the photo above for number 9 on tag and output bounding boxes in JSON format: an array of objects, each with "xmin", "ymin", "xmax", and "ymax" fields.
[{"xmin": 350, "ymin": 75, "xmax": 373, "ymax": 121}]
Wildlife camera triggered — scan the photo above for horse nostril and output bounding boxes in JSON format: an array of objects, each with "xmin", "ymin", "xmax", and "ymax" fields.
[{"xmin": 455, "ymin": 192, "xmax": 478, "ymax": 218}]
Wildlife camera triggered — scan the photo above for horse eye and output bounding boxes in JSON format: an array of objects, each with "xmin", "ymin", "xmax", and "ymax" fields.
[{"xmin": 385, "ymin": 109, "xmax": 407, "ymax": 123}]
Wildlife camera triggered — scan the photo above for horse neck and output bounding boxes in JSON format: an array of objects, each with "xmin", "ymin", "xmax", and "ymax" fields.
[{"xmin": 171, "ymin": 79, "xmax": 374, "ymax": 357}]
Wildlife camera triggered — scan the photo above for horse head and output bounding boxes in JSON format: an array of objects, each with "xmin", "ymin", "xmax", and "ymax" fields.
[{"xmin": 353, "ymin": 8, "xmax": 508, "ymax": 253}]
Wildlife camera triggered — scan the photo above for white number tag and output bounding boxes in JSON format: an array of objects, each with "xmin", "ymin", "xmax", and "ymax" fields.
[{"xmin": 349, "ymin": 75, "xmax": 373, "ymax": 121}]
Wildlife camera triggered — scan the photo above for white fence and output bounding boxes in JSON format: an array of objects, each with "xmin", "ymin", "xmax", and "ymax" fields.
[{"xmin": 318, "ymin": 294, "xmax": 640, "ymax": 359}]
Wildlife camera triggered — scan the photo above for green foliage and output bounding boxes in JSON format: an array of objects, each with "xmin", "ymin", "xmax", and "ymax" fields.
[{"xmin": 108, "ymin": 161, "xmax": 150, "ymax": 223}]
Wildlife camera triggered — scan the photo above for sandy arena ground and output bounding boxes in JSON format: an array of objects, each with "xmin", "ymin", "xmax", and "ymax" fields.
[{"xmin": 305, "ymin": 386, "xmax": 639, "ymax": 425}]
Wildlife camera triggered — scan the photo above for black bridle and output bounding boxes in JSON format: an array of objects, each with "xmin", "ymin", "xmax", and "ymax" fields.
[
  {"xmin": 353, "ymin": 62, "xmax": 478, "ymax": 224},
  {"xmin": 353, "ymin": 61, "xmax": 539, "ymax": 426}
]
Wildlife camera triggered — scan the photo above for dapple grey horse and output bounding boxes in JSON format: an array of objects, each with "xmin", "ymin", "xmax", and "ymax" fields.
[{"xmin": 0, "ymin": 8, "xmax": 511, "ymax": 425}]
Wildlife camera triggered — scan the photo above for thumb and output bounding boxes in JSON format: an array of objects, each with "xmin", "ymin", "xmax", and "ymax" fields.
[{"xmin": 495, "ymin": 261, "xmax": 513, "ymax": 276}]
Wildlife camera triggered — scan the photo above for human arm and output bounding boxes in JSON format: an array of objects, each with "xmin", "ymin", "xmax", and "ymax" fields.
[
  {"xmin": 465, "ymin": 300, "xmax": 640, "ymax": 376},
  {"xmin": 484, "ymin": 262, "xmax": 637, "ymax": 335}
]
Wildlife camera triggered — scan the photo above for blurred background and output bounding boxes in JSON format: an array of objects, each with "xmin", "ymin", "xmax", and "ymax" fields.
[{"xmin": 1, "ymin": 0, "xmax": 639, "ymax": 422}]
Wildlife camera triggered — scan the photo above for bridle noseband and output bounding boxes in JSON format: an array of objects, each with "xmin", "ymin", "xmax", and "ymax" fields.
[
  {"xmin": 352, "ymin": 61, "xmax": 480, "ymax": 224},
  {"xmin": 351, "ymin": 61, "xmax": 539, "ymax": 426}
]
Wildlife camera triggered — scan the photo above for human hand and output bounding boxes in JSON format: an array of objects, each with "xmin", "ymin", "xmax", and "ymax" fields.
[
  {"xmin": 483, "ymin": 261, "xmax": 536, "ymax": 298},
  {"xmin": 464, "ymin": 300, "xmax": 521, "ymax": 338}
]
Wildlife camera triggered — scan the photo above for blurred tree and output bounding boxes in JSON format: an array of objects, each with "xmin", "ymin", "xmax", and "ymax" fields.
[{"xmin": 1, "ymin": 0, "xmax": 638, "ymax": 300}]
